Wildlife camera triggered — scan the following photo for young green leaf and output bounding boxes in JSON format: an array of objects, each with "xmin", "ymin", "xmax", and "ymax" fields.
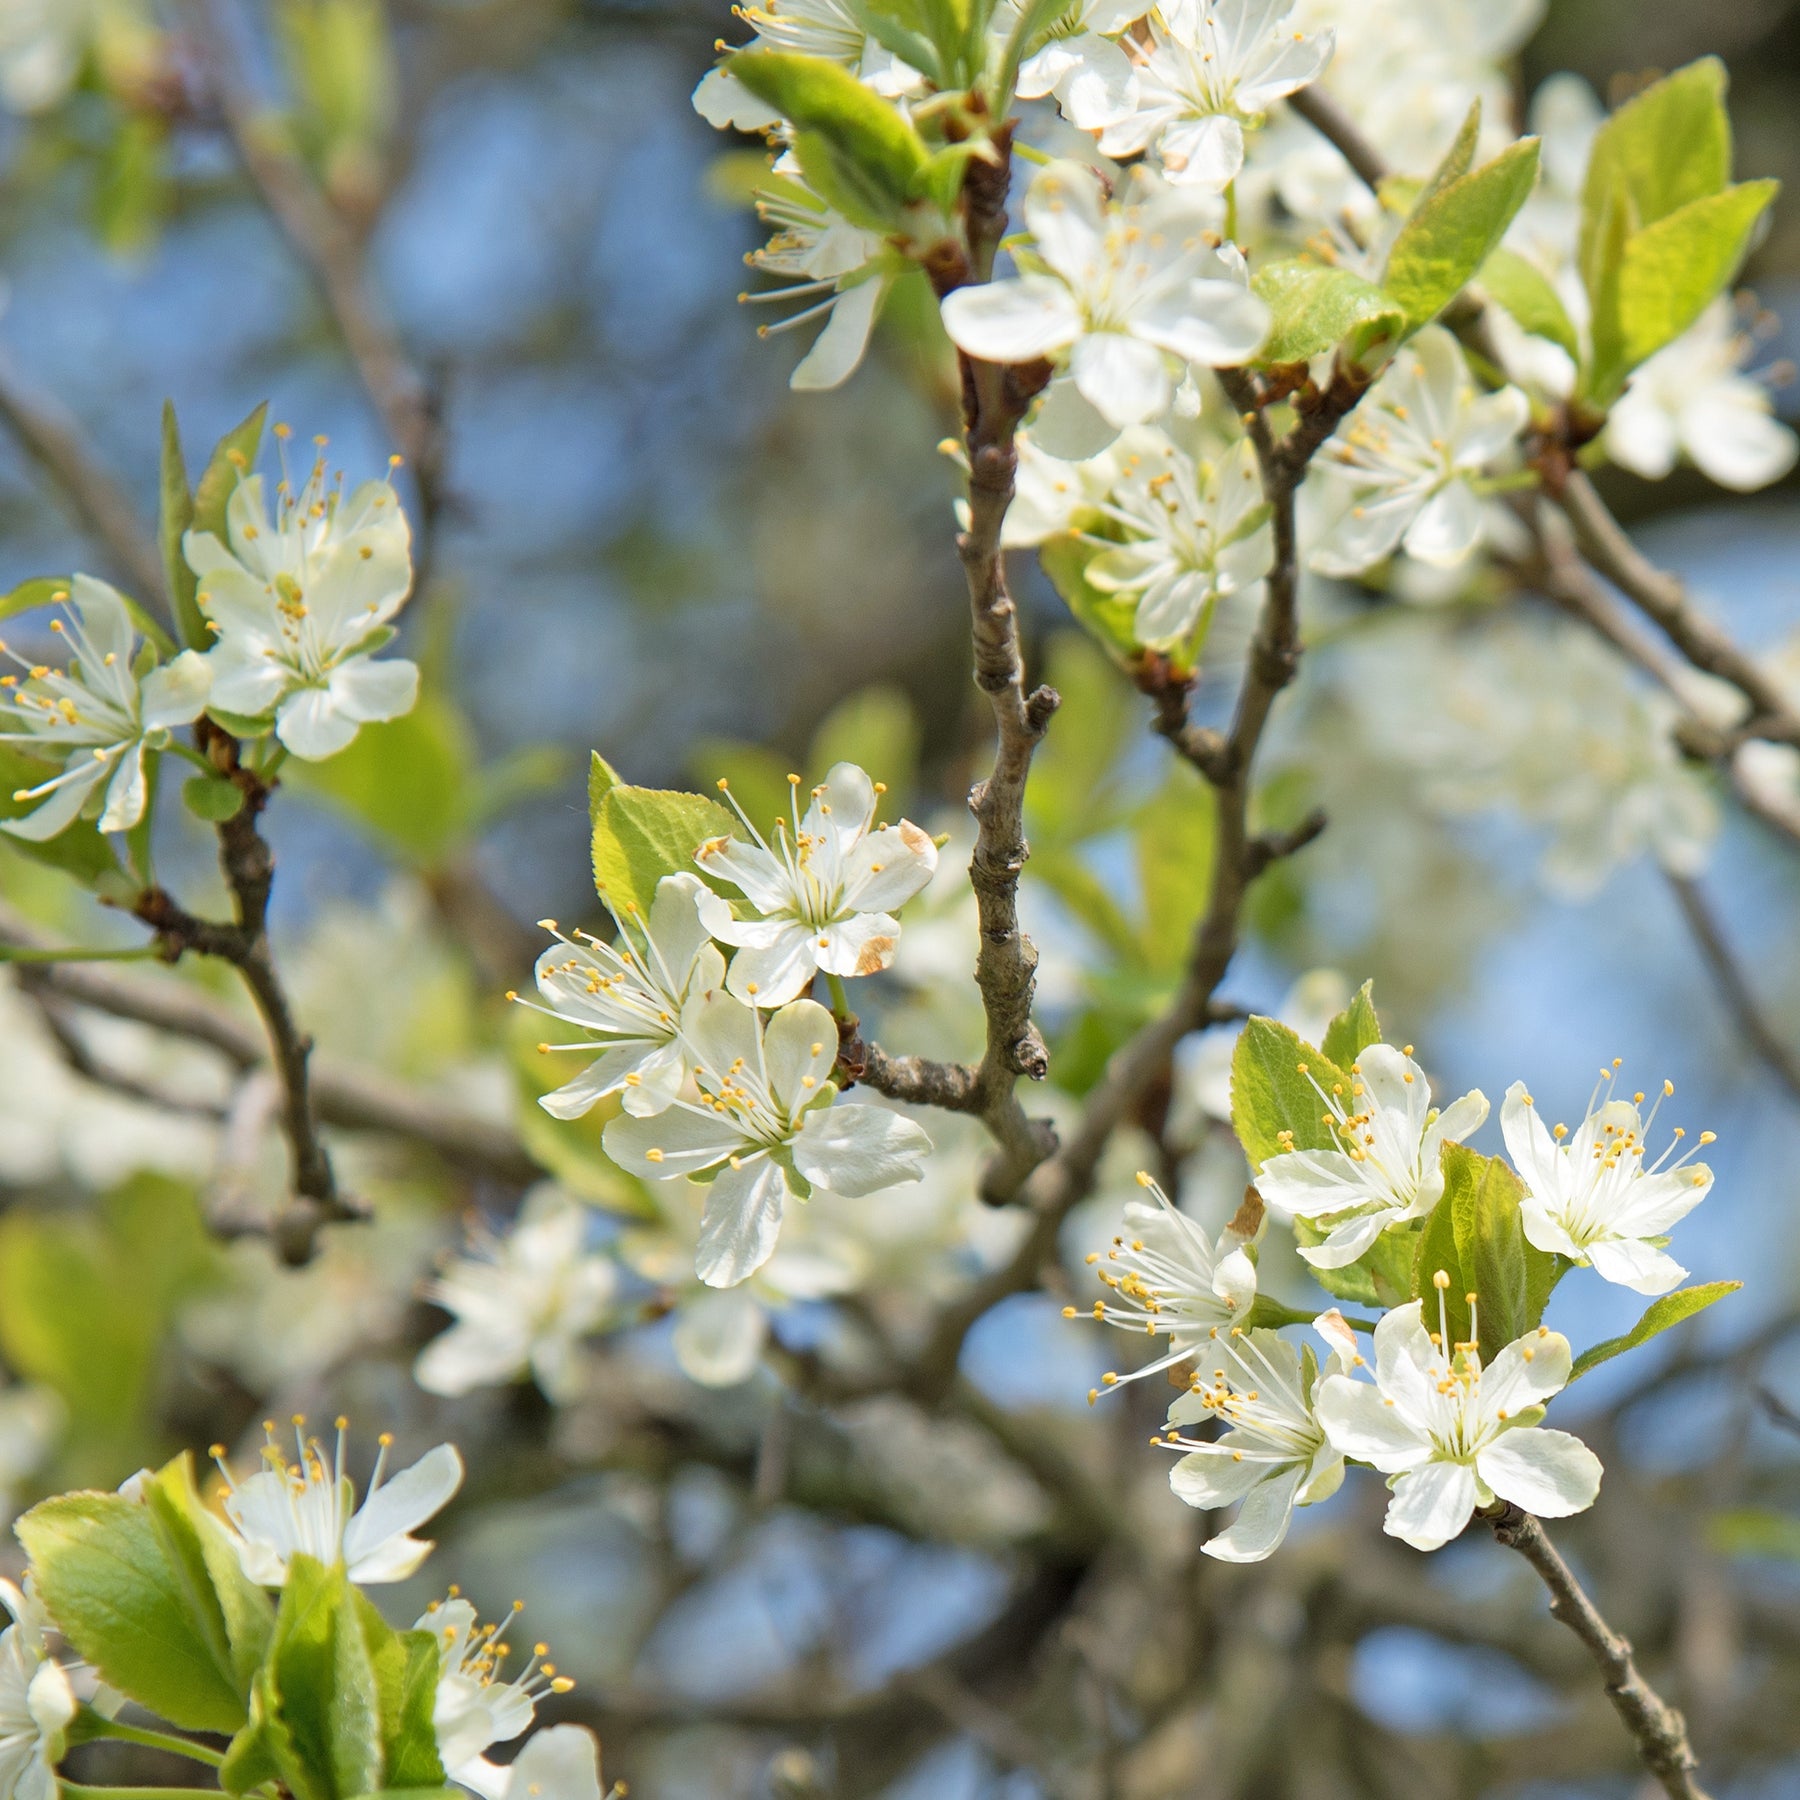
[
  {"xmin": 159, "ymin": 403, "xmax": 207, "ymax": 650},
  {"xmin": 264, "ymin": 1555, "xmax": 384, "ymax": 1800},
  {"xmin": 1251, "ymin": 261, "xmax": 1404, "ymax": 366},
  {"xmin": 1230, "ymin": 1016, "xmax": 1350, "ymax": 1170},
  {"xmin": 591, "ymin": 781, "xmax": 736, "ymax": 917},
  {"xmin": 728, "ymin": 53, "xmax": 929, "ymax": 230},
  {"xmin": 1478, "ymin": 246, "xmax": 1580, "ymax": 359},
  {"xmin": 16, "ymin": 1489, "xmax": 249, "ymax": 1732},
  {"xmin": 1568, "ymin": 1280, "xmax": 1743, "ymax": 1382},
  {"xmin": 1319, "ymin": 980, "xmax": 1382, "ymax": 1071},
  {"xmin": 352, "ymin": 1593, "xmax": 444, "ymax": 1792},
  {"xmin": 1616, "ymin": 179, "xmax": 1778, "ymax": 372},
  {"xmin": 1579, "ymin": 57, "xmax": 1732, "ymax": 295},
  {"xmin": 191, "ymin": 403, "xmax": 270, "ymax": 545},
  {"xmin": 1037, "ymin": 532, "xmax": 1150, "ymax": 670},
  {"xmin": 1440, "ymin": 1144, "xmax": 1561, "ymax": 1360},
  {"xmin": 1382, "ymin": 138, "xmax": 1542, "ymax": 331},
  {"xmin": 184, "ymin": 774, "xmax": 247, "ymax": 823}
]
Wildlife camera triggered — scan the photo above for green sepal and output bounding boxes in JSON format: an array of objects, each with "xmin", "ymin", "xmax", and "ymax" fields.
[
  {"xmin": 1568, "ymin": 1279, "xmax": 1742, "ymax": 1382},
  {"xmin": 184, "ymin": 774, "xmax": 246, "ymax": 823}
]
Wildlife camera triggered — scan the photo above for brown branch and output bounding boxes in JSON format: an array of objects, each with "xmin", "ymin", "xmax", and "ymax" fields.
[
  {"xmin": 179, "ymin": 0, "xmax": 444, "ymax": 553},
  {"xmin": 1665, "ymin": 871, "xmax": 1800, "ymax": 1106},
  {"xmin": 0, "ymin": 358, "xmax": 170, "ymax": 614},
  {"xmin": 0, "ymin": 898, "xmax": 537, "ymax": 1183},
  {"xmin": 1485, "ymin": 1503, "xmax": 1714, "ymax": 1800}
]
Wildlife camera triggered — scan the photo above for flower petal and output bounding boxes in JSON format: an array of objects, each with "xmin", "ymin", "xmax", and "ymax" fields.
[
  {"xmin": 792, "ymin": 1102, "xmax": 932, "ymax": 1197},
  {"xmin": 696, "ymin": 1157, "xmax": 788, "ymax": 1288},
  {"xmin": 1477, "ymin": 1428, "xmax": 1602, "ymax": 1518},
  {"xmin": 1384, "ymin": 1459, "xmax": 1478, "ymax": 1551},
  {"xmin": 1314, "ymin": 1373, "xmax": 1430, "ymax": 1473},
  {"xmin": 1201, "ymin": 1462, "xmax": 1306, "ymax": 1563},
  {"xmin": 939, "ymin": 277, "xmax": 1082, "ymax": 364}
]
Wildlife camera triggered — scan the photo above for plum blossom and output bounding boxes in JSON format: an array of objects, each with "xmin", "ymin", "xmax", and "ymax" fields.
[
  {"xmin": 516, "ymin": 874, "xmax": 723, "ymax": 1120},
  {"xmin": 1006, "ymin": 0, "xmax": 1145, "ymax": 130},
  {"xmin": 1075, "ymin": 1173, "xmax": 1259, "ymax": 1397},
  {"xmin": 417, "ymin": 1594, "xmax": 573, "ymax": 1799},
  {"xmin": 467, "ymin": 1727, "xmax": 612, "ymax": 1800},
  {"xmin": 604, "ymin": 992, "xmax": 932, "ymax": 1288},
  {"xmin": 1098, "ymin": 0, "xmax": 1335, "ymax": 191},
  {"xmin": 1157, "ymin": 1311, "xmax": 1359, "ymax": 1561},
  {"xmin": 742, "ymin": 177, "xmax": 894, "ymax": 391},
  {"xmin": 939, "ymin": 160, "xmax": 1268, "ymax": 441},
  {"xmin": 415, "ymin": 1188, "xmax": 618, "ymax": 1403},
  {"xmin": 1083, "ymin": 431, "xmax": 1272, "ymax": 649},
  {"xmin": 1606, "ymin": 299, "xmax": 1799, "ymax": 493},
  {"xmin": 0, "ymin": 1579, "xmax": 73, "ymax": 1800},
  {"xmin": 1316, "ymin": 1285, "xmax": 1601, "ymax": 1552},
  {"xmin": 213, "ymin": 1420, "xmax": 463, "ymax": 1585},
  {"xmin": 1309, "ymin": 328, "xmax": 1529, "ymax": 577},
  {"xmin": 0, "ymin": 576, "xmax": 210, "ymax": 842},
  {"xmin": 696, "ymin": 761, "xmax": 937, "ymax": 1007},
  {"xmin": 1254, "ymin": 1042, "xmax": 1489, "ymax": 1269},
  {"xmin": 1501, "ymin": 1069, "xmax": 1715, "ymax": 1296},
  {"xmin": 184, "ymin": 444, "xmax": 418, "ymax": 760}
]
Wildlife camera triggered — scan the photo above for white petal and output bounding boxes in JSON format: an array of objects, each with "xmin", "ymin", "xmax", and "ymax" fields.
[
  {"xmin": 1157, "ymin": 115, "xmax": 1245, "ymax": 191},
  {"xmin": 696, "ymin": 1158, "xmax": 788, "ymax": 1288},
  {"xmin": 498, "ymin": 1726, "xmax": 605, "ymax": 1800},
  {"xmin": 1401, "ymin": 480, "xmax": 1484, "ymax": 566},
  {"xmin": 792, "ymin": 279, "xmax": 884, "ymax": 392},
  {"xmin": 762, "ymin": 997, "xmax": 839, "ymax": 1110},
  {"xmin": 1022, "ymin": 161, "xmax": 1110, "ymax": 291},
  {"xmin": 604, "ymin": 1105, "xmax": 741, "ymax": 1179},
  {"xmin": 1, "ymin": 755, "xmax": 108, "ymax": 841},
  {"xmin": 792, "ymin": 1102, "xmax": 932, "ymax": 1197},
  {"xmin": 814, "ymin": 911, "xmax": 901, "ymax": 979},
  {"xmin": 1168, "ymin": 1444, "xmax": 1265, "ymax": 1510},
  {"xmin": 1200, "ymin": 1463, "xmax": 1306, "ymax": 1563},
  {"xmin": 97, "ymin": 744, "xmax": 150, "ymax": 835},
  {"xmin": 1384, "ymin": 1459, "xmax": 1478, "ymax": 1552},
  {"xmin": 672, "ymin": 1287, "xmax": 769, "ymax": 1387},
  {"xmin": 1477, "ymin": 1329, "xmax": 1571, "ymax": 1419},
  {"xmin": 1030, "ymin": 375, "xmax": 1122, "ymax": 458},
  {"xmin": 1314, "ymin": 1374, "xmax": 1429, "ymax": 1473},
  {"xmin": 327, "ymin": 655, "xmax": 419, "ymax": 725},
  {"xmin": 1130, "ymin": 281, "xmax": 1269, "ymax": 367},
  {"xmin": 1476, "ymin": 1428, "xmax": 1602, "ymax": 1518},
  {"xmin": 1071, "ymin": 331, "xmax": 1172, "ymax": 428},
  {"xmin": 939, "ymin": 277, "xmax": 1083, "ymax": 364},
  {"xmin": 342, "ymin": 1443, "xmax": 464, "ymax": 1578},
  {"xmin": 139, "ymin": 651, "xmax": 213, "ymax": 731},
  {"xmin": 1298, "ymin": 1210, "xmax": 1390, "ymax": 1269},
  {"xmin": 1586, "ymin": 1235, "xmax": 1688, "ymax": 1296},
  {"xmin": 1684, "ymin": 393, "xmax": 1799, "ymax": 491},
  {"xmin": 275, "ymin": 686, "xmax": 361, "ymax": 761}
]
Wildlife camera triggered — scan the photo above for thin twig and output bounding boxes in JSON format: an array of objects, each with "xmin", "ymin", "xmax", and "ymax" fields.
[
  {"xmin": 1665, "ymin": 871, "xmax": 1800, "ymax": 1105},
  {"xmin": 1486, "ymin": 1503, "xmax": 1713, "ymax": 1800},
  {"xmin": 0, "ymin": 359, "xmax": 170, "ymax": 613},
  {"xmin": 179, "ymin": 0, "xmax": 444, "ymax": 560}
]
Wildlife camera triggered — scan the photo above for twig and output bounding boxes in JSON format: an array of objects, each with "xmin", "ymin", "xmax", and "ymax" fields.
[
  {"xmin": 1285, "ymin": 85, "xmax": 1388, "ymax": 195},
  {"xmin": 1485, "ymin": 1503, "xmax": 1713, "ymax": 1800},
  {"xmin": 0, "ymin": 359, "xmax": 170, "ymax": 613},
  {"xmin": 1666, "ymin": 872, "xmax": 1800, "ymax": 1105},
  {"xmin": 24, "ymin": 989, "xmax": 227, "ymax": 1120},
  {"xmin": 0, "ymin": 899, "xmax": 536, "ymax": 1181},
  {"xmin": 179, "ymin": 0, "xmax": 444, "ymax": 558}
]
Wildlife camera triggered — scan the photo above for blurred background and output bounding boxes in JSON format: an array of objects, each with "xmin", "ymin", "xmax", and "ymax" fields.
[{"xmin": 2, "ymin": 1, "xmax": 1800, "ymax": 1796}]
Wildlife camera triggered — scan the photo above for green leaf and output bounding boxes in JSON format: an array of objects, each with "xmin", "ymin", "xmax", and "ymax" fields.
[
  {"xmin": 159, "ymin": 403, "xmax": 206, "ymax": 650},
  {"xmin": 1710, "ymin": 1507, "xmax": 1800, "ymax": 1561},
  {"xmin": 191, "ymin": 404, "xmax": 269, "ymax": 549},
  {"xmin": 1439, "ymin": 1144, "xmax": 1560, "ymax": 1360},
  {"xmin": 1569, "ymin": 1280, "xmax": 1742, "ymax": 1382},
  {"xmin": 1230, "ymin": 1016, "xmax": 1350, "ymax": 1171},
  {"xmin": 1319, "ymin": 980, "xmax": 1382, "ymax": 1071},
  {"xmin": 16, "ymin": 1490, "xmax": 248, "ymax": 1732},
  {"xmin": 1479, "ymin": 246, "xmax": 1580, "ymax": 359},
  {"xmin": 1382, "ymin": 138, "xmax": 1542, "ymax": 330},
  {"xmin": 353, "ymin": 1594, "xmax": 444, "ymax": 1792},
  {"xmin": 184, "ymin": 774, "xmax": 246, "ymax": 823},
  {"xmin": 93, "ymin": 112, "xmax": 173, "ymax": 258},
  {"xmin": 265, "ymin": 1556, "xmax": 383, "ymax": 1800},
  {"xmin": 840, "ymin": 0, "xmax": 946, "ymax": 87},
  {"xmin": 1417, "ymin": 100, "xmax": 1483, "ymax": 208},
  {"xmin": 728, "ymin": 52, "xmax": 929, "ymax": 231},
  {"xmin": 1616, "ymin": 180, "xmax": 1778, "ymax": 371},
  {"xmin": 592, "ymin": 780, "xmax": 737, "ymax": 918},
  {"xmin": 1580, "ymin": 58, "xmax": 1732, "ymax": 296},
  {"xmin": 142, "ymin": 1455, "xmax": 275, "ymax": 1698},
  {"xmin": 1133, "ymin": 764, "xmax": 1215, "ymax": 980},
  {"xmin": 1251, "ymin": 260, "xmax": 1404, "ymax": 365}
]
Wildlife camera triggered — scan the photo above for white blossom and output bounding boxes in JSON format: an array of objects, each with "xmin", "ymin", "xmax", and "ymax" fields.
[
  {"xmin": 0, "ymin": 576, "xmax": 210, "ymax": 841},
  {"xmin": 1606, "ymin": 299, "xmax": 1799, "ymax": 493},
  {"xmin": 939, "ymin": 161, "xmax": 1267, "ymax": 440},
  {"xmin": 1083, "ymin": 431, "xmax": 1272, "ymax": 649},
  {"xmin": 415, "ymin": 1188, "xmax": 617, "ymax": 1404},
  {"xmin": 1007, "ymin": 0, "xmax": 1145, "ymax": 130},
  {"xmin": 1098, "ymin": 0, "xmax": 1334, "ymax": 192},
  {"xmin": 1501, "ymin": 1069, "xmax": 1715, "ymax": 1296},
  {"xmin": 0, "ymin": 0, "xmax": 92, "ymax": 113},
  {"xmin": 213, "ymin": 1421, "xmax": 463, "ymax": 1585},
  {"xmin": 1309, "ymin": 329, "xmax": 1529, "ymax": 577},
  {"xmin": 467, "ymin": 1726, "xmax": 610, "ymax": 1800},
  {"xmin": 184, "ymin": 446, "xmax": 419, "ymax": 761},
  {"xmin": 517, "ymin": 875, "xmax": 723, "ymax": 1120},
  {"xmin": 1316, "ymin": 1287, "xmax": 1601, "ymax": 1552},
  {"xmin": 604, "ymin": 992, "xmax": 932, "ymax": 1288},
  {"xmin": 742, "ymin": 178, "xmax": 894, "ymax": 391},
  {"xmin": 1157, "ymin": 1310, "xmax": 1358, "ymax": 1561},
  {"xmin": 1076, "ymin": 1173, "xmax": 1258, "ymax": 1397},
  {"xmin": 695, "ymin": 761, "xmax": 937, "ymax": 1007},
  {"xmin": 417, "ymin": 1595, "xmax": 574, "ymax": 1799},
  {"xmin": 1255, "ymin": 1043, "xmax": 1489, "ymax": 1269},
  {"xmin": 0, "ymin": 1579, "xmax": 73, "ymax": 1800},
  {"xmin": 987, "ymin": 428, "xmax": 1134, "ymax": 550}
]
